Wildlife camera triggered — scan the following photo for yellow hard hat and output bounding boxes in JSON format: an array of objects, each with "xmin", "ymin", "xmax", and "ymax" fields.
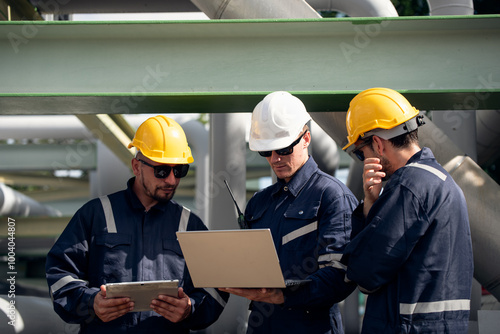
[
  {"xmin": 128, "ymin": 115, "xmax": 194, "ymax": 164},
  {"xmin": 342, "ymin": 88, "xmax": 420, "ymax": 152}
]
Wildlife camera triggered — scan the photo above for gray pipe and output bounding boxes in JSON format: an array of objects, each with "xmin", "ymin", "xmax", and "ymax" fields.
[
  {"xmin": 310, "ymin": 120, "xmax": 340, "ymax": 176},
  {"xmin": 0, "ymin": 183, "xmax": 61, "ymax": 217},
  {"xmin": 190, "ymin": 0, "xmax": 321, "ymax": 19}
]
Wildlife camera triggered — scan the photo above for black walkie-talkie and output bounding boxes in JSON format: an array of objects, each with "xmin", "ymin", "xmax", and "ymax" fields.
[{"xmin": 224, "ymin": 179, "xmax": 248, "ymax": 229}]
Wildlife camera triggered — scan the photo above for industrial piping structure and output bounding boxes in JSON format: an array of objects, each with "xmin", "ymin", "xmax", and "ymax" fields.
[{"xmin": 0, "ymin": 1, "xmax": 499, "ymax": 333}]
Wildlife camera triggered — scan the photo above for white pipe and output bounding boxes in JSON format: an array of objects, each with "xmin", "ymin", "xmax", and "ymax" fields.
[
  {"xmin": 0, "ymin": 115, "xmax": 93, "ymax": 140},
  {"xmin": 427, "ymin": 0, "xmax": 474, "ymax": 15},
  {"xmin": 190, "ymin": 0, "xmax": 321, "ymax": 19},
  {"xmin": 182, "ymin": 119, "xmax": 210, "ymax": 223},
  {"xmin": 307, "ymin": 0, "xmax": 398, "ymax": 17},
  {"xmin": 0, "ymin": 183, "xmax": 61, "ymax": 217}
]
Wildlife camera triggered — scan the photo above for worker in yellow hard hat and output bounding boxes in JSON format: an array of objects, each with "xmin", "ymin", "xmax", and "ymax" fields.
[
  {"xmin": 46, "ymin": 115, "xmax": 228, "ymax": 334},
  {"xmin": 340, "ymin": 88, "xmax": 473, "ymax": 334},
  {"xmin": 128, "ymin": 115, "xmax": 194, "ymax": 208}
]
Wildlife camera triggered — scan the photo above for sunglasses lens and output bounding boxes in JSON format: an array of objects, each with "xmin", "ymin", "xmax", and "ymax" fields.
[
  {"xmin": 275, "ymin": 147, "xmax": 293, "ymax": 156},
  {"xmin": 172, "ymin": 165, "xmax": 189, "ymax": 178},
  {"xmin": 258, "ymin": 151, "xmax": 272, "ymax": 157},
  {"xmin": 354, "ymin": 150, "xmax": 365, "ymax": 161},
  {"xmin": 154, "ymin": 166, "xmax": 172, "ymax": 178}
]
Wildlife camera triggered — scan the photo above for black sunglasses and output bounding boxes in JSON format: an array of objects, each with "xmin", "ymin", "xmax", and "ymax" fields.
[
  {"xmin": 137, "ymin": 159, "xmax": 189, "ymax": 179},
  {"xmin": 352, "ymin": 138, "xmax": 373, "ymax": 161},
  {"xmin": 258, "ymin": 131, "xmax": 307, "ymax": 157}
]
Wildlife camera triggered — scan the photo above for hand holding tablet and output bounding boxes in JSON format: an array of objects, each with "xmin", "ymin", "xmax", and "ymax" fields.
[{"xmin": 105, "ymin": 280, "xmax": 179, "ymax": 312}]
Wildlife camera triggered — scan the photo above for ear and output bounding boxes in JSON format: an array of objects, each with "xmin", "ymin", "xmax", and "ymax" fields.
[
  {"xmin": 303, "ymin": 131, "xmax": 311, "ymax": 148},
  {"xmin": 372, "ymin": 136, "xmax": 386, "ymax": 155},
  {"xmin": 131, "ymin": 158, "xmax": 141, "ymax": 177}
]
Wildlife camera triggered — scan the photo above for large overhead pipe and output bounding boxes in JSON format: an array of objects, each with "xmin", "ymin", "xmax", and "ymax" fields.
[
  {"xmin": 307, "ymin": 0, "xmax": 398, "ymax": 17},
  {"xmin": 427, "ymin": 0, "xmax": 474, "ymax": 15},
  {"xmin": 0, "ymin": 183, "xmax": 61, "ymax": 217},
  {"xmin": 190, "ymin": 0, "xmax": 321, "ymax": 19}
]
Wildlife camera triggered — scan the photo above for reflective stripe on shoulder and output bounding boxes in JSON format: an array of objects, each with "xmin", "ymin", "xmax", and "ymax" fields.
[
  {"xmin": 99, "ymin": 195, "xmax": 117, "ymax": 233},
  {"xmin": 318, "ymin": 253, "xmax": 346, "ymax": 270},
  {"xmin": 282, "ymin": 221, "xmax": 318, "ymax": 246},
  {"xmin": 400, "ymin": 299, "xmax": 470, "ymax": 315},
  {"xmin": 50, "ymin": 275, "xmax": 89, "ymax": 295},
  {"xmin": 178, "ymin": 206, "xmax": 191, "ymax": 232},
  {"xmin": 406, "ymin": 163, "xmax": 447, "ymax": 181},
  {"xmin": 203, "ymin": 288, "xmax": 227, "ymax": 308}
]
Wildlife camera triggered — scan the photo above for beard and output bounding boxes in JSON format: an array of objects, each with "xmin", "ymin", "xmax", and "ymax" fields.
[
  {"xmin": 379, "ymin": 155, "xmax": 394, "ymax": 181},
  {"xmin": 141, "ymin": 177, "xmax": 176, "ymax": 203},
  {"xmin": 152, "ymin": 186, "xmax": 176, "ymax": 203}
]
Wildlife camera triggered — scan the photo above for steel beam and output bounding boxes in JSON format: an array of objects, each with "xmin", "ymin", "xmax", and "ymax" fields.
[
  {"xmin": 76, "ymin": 114, "xmax": 135, "ymax": 168},
  {"xmin": 0, "ymin": 15, "xmax": 499, "ymax": 114}
]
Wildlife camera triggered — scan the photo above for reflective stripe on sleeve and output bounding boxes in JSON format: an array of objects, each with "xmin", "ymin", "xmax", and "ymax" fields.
[
  {"xmin": 178, "ymin": 206, "xmax": 191, "ymax": 232},
  {"xmin": 282, "ymin": 221, "xmax": 318, "ymax": 245},
  {"xmin": 400, "ymin": 299, "xmax": 470, "ymax": 315},
  {"xmin": 318, "ymin": 253, "xmax": 346, "ymax": 270},
  {"xmin": 99, "ymin": 195, "xmax": 117, "ymax": 233},
  {"xmin": 203, "ymin": 288, "xmax": 227, "ymax": 308},
  {"xmin": 50, "ymin": 275, "xmax": 89, "ymax": 295},
  {"xmin": 406, "ymin": 163, "xmax": 447, "ymax": 181}
]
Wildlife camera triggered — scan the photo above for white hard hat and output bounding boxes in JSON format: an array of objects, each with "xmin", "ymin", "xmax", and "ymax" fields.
[{"xmin": 249, "ymin": 91, "xmax": 311, "ymax": 151}]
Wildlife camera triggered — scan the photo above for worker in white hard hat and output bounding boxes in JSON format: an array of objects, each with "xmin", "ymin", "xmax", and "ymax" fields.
[
  {"xmin": 340, "ymin": 88, "xmax": 473, "ymax": 333},
  {"xmin": 221, "ymin": 92, "xmax": 358, "ymax": 334},
  {"xmin": 46, "ymin": 116, "xmax": 228, "ymax": 334}
]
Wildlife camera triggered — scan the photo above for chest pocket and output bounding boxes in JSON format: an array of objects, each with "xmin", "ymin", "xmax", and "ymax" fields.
[
  {"xmin": 95, "ymin": 233, "xmax": 132, "ymax": 282},
  {"xmin": 282, "ymin": 201, "xmax": 320, "ymax": 248},
  {"xmin": 245, "ymin": 205, "xmax": 268, "ymax": 229},
  {"xmin": 162, "ymin": 238, "xmax": 185, "ymax": 280}
]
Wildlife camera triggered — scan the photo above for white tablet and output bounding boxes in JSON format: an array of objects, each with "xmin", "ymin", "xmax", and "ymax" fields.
[{"xmin": 105, "ymin": 280, "xmax": 179, "ymax": 312}]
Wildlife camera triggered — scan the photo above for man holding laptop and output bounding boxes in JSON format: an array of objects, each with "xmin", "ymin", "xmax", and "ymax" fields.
[
  {"xmin": 46, "ymin": 116, "xmax": 228, "ymax": 333},
  {"xmin": 222, "ymin": 92, "xmax": 358, "ymax": 333}
]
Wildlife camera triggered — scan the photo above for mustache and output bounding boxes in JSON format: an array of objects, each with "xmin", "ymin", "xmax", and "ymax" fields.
[{"xmin": 157, "ymin": 185, "xmax": 176, "ymax": 190}]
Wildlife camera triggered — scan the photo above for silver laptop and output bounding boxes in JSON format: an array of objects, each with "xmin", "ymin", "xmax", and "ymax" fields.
[{"xmin": 176, "ymin": 229, "xmax": 310, "ymax": 288}]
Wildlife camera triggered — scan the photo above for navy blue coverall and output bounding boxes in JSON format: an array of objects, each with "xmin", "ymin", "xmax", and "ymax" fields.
[
  {"xmin": 46, "ymin": 178, "xmax": 228, "ymax": 333},
  {"xmin": 342, "ymin": 148, "xmax": 473, "ymax": 333},
  {"xmin": 244, "ymin": 157, "xmax": 358, "ymax": 334}
]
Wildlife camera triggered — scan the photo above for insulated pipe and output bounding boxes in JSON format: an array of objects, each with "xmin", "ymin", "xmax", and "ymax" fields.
[
  {"xmin": 0, "ymin": 183, "xmax": 61, "ymax": 217},
  {"xmin": 307, "ymin": 0, "xmax": 398, "ymax": 17},
  {"xmin": 182, "ymin": 119, "xmax": 210, "ymax": 223},
  {"xmin": 427, "ymin": 0, "xmax": 474, "ymax": 15},
  {"xmin": 0, "ymin": 115, "xmax": 93, "ymax": 140},
  {"xmin": 190, "ymin": 0, "xmax": 321, "ymax": 19},
  {"xmin": 310, "ymin": 120, "xmax": 339, "ymax": 176},
  {"xmin": 443, "ymin": 156, "xmax": 500, "ymax": 303}
]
